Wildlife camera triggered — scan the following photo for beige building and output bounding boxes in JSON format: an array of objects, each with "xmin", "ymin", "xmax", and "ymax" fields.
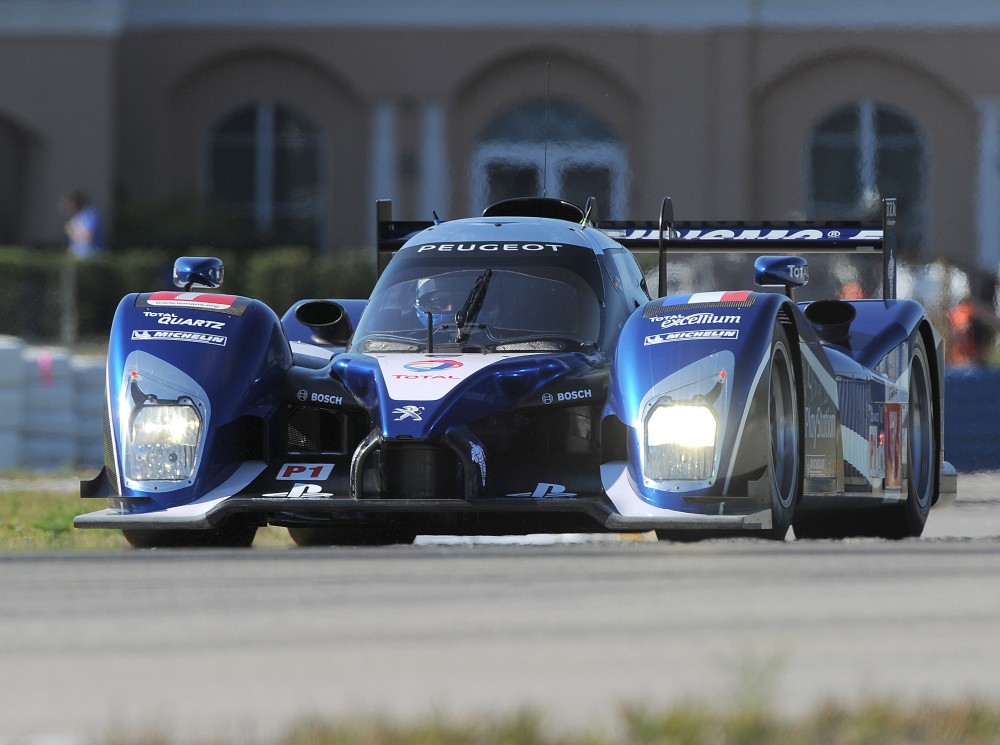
[{"xmin": 2, "ymin": 0, "xmax": 1000, "ymax": 277}]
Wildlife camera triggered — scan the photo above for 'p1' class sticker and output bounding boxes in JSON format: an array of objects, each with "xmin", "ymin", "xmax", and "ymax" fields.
[{"xmin": 277, "ymin": 463, "xmax": 334, "ymax": 481}]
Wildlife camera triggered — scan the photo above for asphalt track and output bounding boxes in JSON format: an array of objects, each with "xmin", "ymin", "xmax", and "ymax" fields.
[{"xmin": 2, "ymin": 473, "xmax": 1000, "ymax": 744}]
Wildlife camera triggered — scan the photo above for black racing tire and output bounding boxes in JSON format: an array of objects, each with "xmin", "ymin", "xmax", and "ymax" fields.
[
  {"xmin": 288, "ymin": 526, "xmax": 417, "ymax": 547},
  {"xmin": 122, "ymin": 525, "xmax": 258, "ymax": 548},
  {"xmin": 793, "ymin": 334, "xmax": 937, "ymax": 540},
  {"xmin": 763, "ymin": 322, "xmax": 802, "ymax": 540},
  {"xmin": 657, "ymin": 320, "xmax": 801, "ymax": 543},
  {"xmin": 875, "ymin": 333, "xmax": 937, "ymax": 538}
]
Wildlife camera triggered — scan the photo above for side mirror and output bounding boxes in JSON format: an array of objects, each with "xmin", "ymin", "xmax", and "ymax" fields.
[
  {"xmin": 174, "ymin": 256, "xmax": 224, "ymax": 290},
  {"xmin": 754, "ymin": 255, "xmax": 808, "ymax": 298}
]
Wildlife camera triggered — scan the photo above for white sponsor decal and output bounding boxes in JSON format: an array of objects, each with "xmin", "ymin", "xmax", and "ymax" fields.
[
  {"xmin": 393, "ymin": 405, "xmax": 425, "ymax": 421},
  {"xmin": 644, "ymin": 329, "xmax": 739, "ymax": 345},
  {"xmin": 649, "ymin": 312, "xmax": 742, "ymax": 329},
  {"xmin": 131, "ymin": 329, "xmax": 227, "ymax": 346},
  {"xmin": 143, "ymin": 311, "xmax": 226, "ymax": 330},
  {"xmin": 277, "ymin": 463, "xmax": 334, "ymax": 481},
  {"xmin": 416, "ymin": 242, "xmax": 562, "ymax": 252},
  {"xmin": 786, "ymin": 263, "xmax": 808, "ymax": 282},
  {"xmin": 306, "ymin": 392, "xmax": 343, "ymax": 406},
  {"xmin": 806, "ymin": 407, "xmax": 837, "ymax": 444},
  {"xmin": 147, "ymin": 292, "xmax": 237, "ymax": 311},
  {"xmin": 805, "ymin": 455, "xmax": 828, "ymax": 478},
  {"xmin": 604, "ymin": 228, "xmax": 883, "ymax": 242},
  {"xmin": 507, "ymin": 482, "xmax": 577, "ymax": 498},
  {"xmin": 262, "ymin": 483, "xmax": 333, "ymax": 499},
  {"xmin": 548, "ymin": 389, "xmax": 592, "ymax": 402}
]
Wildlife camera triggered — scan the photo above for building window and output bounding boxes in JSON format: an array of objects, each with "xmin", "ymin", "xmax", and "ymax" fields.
[
  {"xmin": 207, "ymin": 100, "xmax": 325, "ymax": 248},
  {"xmin": 808, "ymin": 100, "xmax": 925, "ymax": 253},
  {"xmin": 471, "ymin": 100, "xmax": 627, "ymax": 218},
  {"xmin": 0, "ymin": 117, "xmax": 29, "ymax": 245}
]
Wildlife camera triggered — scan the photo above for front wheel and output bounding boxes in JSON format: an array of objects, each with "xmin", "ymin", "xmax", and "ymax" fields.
[
  {"xmin": 288, "ymin": 526, "xmax": 417, "ymax": 547},
  {"xmin": 122, "ymin": 524, "xmax": 258, "ymax": 548},
  {"xmin": 763, "ymin": 322, "xmax": 802, "ymax": 540},
  {"xmin": 657, "ymin": 321, "xmax": 801, "ymax": 543}
]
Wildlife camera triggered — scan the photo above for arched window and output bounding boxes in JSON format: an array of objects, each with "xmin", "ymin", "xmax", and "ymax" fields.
[
  {"xmin": 471, "ymin": 100, "xmax": 628, "ymax": 218},
  {"xmin": 207, "ymin": 101, "xmax": 325, "ymax": 248},
  {"xmin": 809, "ymin": 100, "xmax": 925, "ymax": 253}
]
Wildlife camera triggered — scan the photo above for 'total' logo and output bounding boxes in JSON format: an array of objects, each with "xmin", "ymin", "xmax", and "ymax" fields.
[{"xmin": 403, "ymin": 359, "xmax": 463, "ymax": 372}]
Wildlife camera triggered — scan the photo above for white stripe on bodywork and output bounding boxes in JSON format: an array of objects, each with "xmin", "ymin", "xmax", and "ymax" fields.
[
  {"xmin": 290, "ymin": 340, "xmax": 335, "ymax": 361},
  {"xmin": 104, "ymin": 462, "xmax": 267, "ymax": 523},
  {"xmin": 601, "ymin": 462, "xmax": 772, "ymax": 527},
  {"xmin": 722, "ymin": 350, "xmax": 770, "ymax": 494},
  {"xmin": 799, "ymin": 340, "xmax": 839, "ymax": 403},
  {"xmin": 720, "ymin": 333, "xmax": 838, "ymax": 495},
  {"xmin": 841, "ymin": 425, "xmax": 874, "ymax": 484}
]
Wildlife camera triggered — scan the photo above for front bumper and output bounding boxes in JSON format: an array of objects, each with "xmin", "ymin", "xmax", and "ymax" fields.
[{"xmin": 74, "ymin": 461, "xmax": 775, "ymax": 534}]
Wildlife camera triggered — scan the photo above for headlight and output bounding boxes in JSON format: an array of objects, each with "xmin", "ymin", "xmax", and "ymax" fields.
[
  {"xmin": 125, "ymin": 400, "xmax": 202, "ymax": 481},
  {"xmin": 644, "ymin": 404, "xmax": 717, "ymax": 481}
]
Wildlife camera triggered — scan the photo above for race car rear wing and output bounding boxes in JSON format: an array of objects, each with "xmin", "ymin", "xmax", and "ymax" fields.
[
  {"xmin": 599, "ymin": 197, "xmax": 899, "ymax": 301},
  {"xmin": 375, "ymin": 197, "xmax": 899, "ymax": 300}
]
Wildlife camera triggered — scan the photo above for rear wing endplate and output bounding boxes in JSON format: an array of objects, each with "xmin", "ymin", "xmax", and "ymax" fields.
[{"xmin": 376, "ymin": 200, "xmax": 432, "ymax": 277}]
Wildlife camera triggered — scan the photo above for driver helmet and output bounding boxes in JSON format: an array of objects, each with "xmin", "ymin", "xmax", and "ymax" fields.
[{"xmin": 415, "ymin": 275, "xmax": 465, "ymax": 325}]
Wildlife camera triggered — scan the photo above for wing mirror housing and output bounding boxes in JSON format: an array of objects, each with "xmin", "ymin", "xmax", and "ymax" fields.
[
  {"xmin": 754, "ymin": 255, "xmax": 808, "ymax": 298},
  {"xmin": 173, "ymin": 256, "xmax": 224, "ymax": 290}
]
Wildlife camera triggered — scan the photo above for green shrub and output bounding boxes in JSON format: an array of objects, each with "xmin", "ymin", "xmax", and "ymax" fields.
[
  {"xmin": 244, "ymin": 246, "xmax": 375, "ymax": 315},
  {"xmin": 0, "ymin": 247, "xmax": 63, "ymax": 340},
  {"xmin": 0, "ymin": 245, "xmax": 376, "ymax": 343}
]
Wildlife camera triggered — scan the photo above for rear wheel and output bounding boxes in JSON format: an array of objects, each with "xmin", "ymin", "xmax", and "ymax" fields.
[
  {"xmin": 876, "ymin": 334, "xmax": 936, "ymax": 538},
  {"xmin": 122, "ymin": 525, "xmax": 258, "ymax": 548},
  {"xmin": 793, "ymin": 334, "xmax": 937, "ymax": 540}
]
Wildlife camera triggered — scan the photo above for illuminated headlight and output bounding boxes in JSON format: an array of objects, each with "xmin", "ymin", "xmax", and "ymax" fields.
[
  {"xmin": 644, "ymin": 404, "xmax": 717, "ymax": 481},
  {"xmin": 125, "ymin": 400, "xmax": 202, "ymax": 481}
]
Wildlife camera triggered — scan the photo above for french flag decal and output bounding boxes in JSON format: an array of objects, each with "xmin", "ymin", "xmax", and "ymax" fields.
[{"xmin": 686, "ymin": 291, "xmax": 753, "ymax": 304}]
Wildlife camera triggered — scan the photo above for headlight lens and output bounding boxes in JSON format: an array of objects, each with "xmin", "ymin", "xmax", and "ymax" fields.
[
  {"xmin": 126, "ymin": 401, "xmax": 202, "ymax": 481},
  {"xmin": 644, "ymin": 404, "xmax": 717, "ymax": 481}
]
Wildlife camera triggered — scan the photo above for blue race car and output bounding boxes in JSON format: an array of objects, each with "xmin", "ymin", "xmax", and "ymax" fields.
[{"xmin": 76, "ymin": 196, "xmax": 956, "ymax": 546}]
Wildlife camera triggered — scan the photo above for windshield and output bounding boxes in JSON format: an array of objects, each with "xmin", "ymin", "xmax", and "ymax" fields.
[{"xmin": 352, "ymin": 245, "xmax": 604, "ymax": 353}]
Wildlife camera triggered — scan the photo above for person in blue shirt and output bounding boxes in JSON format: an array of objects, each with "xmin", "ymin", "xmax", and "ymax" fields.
[{"xmin": 61, "ymin": 190, "xmax": 105, "ymax": 259}]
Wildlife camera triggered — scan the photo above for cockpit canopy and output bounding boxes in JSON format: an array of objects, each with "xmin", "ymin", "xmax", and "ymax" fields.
[{"xmin": 352, "ymin": 239, "xmax": 605, "ymax": 354}]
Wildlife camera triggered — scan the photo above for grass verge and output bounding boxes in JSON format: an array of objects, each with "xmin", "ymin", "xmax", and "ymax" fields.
[
  {"xmin": 96, "ymin": 700, "xmax": 1000, "ymax": 745},
  {"xmin": 0, "ymin": 473, "xmax": 292, "ymax": 550}
]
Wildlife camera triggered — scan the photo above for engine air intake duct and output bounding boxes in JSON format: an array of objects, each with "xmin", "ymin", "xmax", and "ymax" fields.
[{"xmin": 805, "ymin": 299, "xmax": 856, "ymax": 346}]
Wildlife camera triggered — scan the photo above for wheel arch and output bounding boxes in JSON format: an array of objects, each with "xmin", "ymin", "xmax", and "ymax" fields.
[{"xmin": 776, "ymin": 302, "xmax": 807, "ymax": 502}]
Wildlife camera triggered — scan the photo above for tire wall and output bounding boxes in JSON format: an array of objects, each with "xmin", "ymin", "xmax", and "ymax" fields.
[
  {"xmin": 943, "ymin": 368, "xmax": 1000, "ymax": 473},
  {"xmin": 0, "ymin": 335, "xmax": 105, "ymax": 470}
]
